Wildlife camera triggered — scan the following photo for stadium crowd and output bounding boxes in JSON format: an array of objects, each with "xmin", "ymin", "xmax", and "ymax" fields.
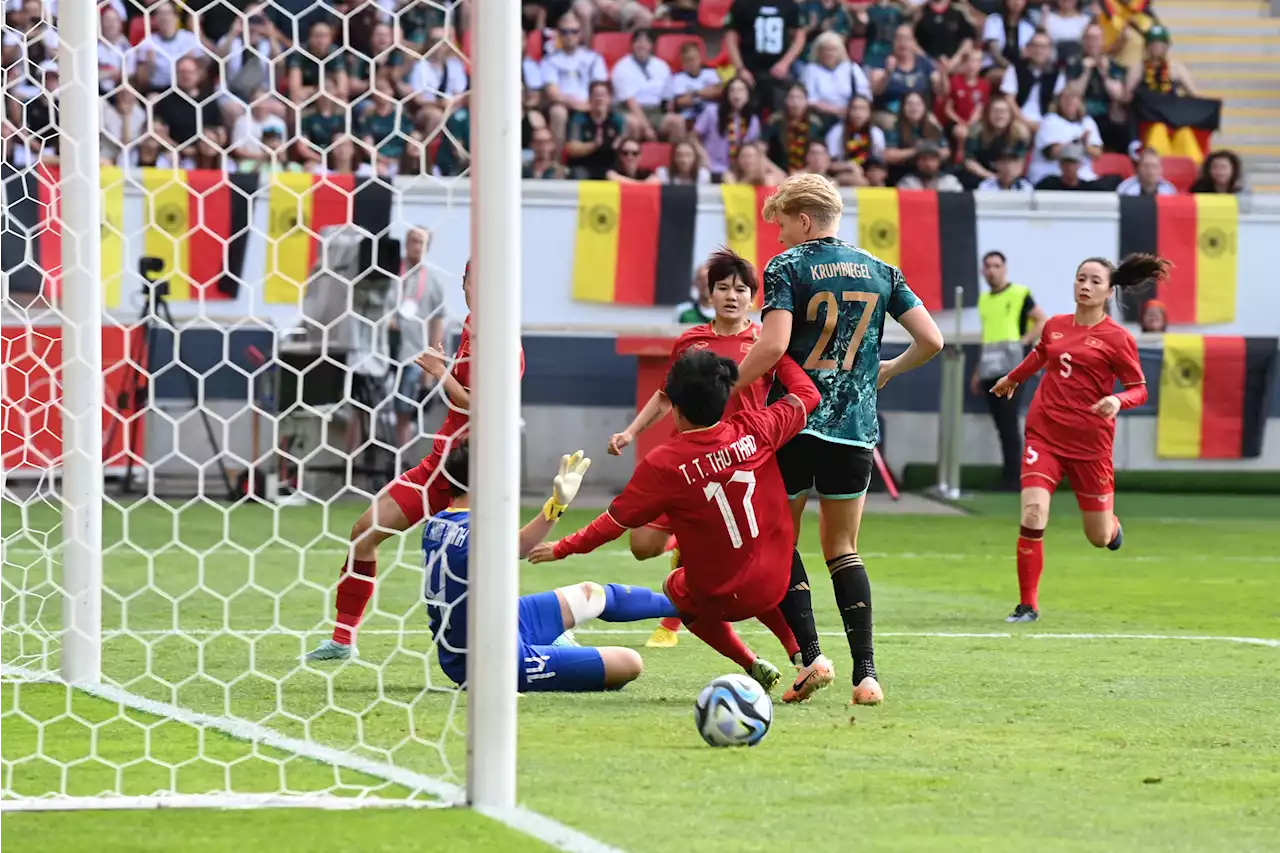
[{"xmin": 0, "ymin": 0, "xmax": 1247, "ymax": 194}]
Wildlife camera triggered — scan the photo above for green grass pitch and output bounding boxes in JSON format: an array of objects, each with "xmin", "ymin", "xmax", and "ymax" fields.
[{"xmin": 3, "ymin": 492, "xmax": 1279, "ymax": 853}]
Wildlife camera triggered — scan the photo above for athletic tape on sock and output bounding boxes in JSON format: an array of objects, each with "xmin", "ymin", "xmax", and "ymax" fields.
[{"xmin": 558, "ymin": 582, "xmax": 606, "ymax": 625}]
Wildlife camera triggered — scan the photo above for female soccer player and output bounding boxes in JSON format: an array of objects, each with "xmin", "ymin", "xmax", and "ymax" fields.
[
  {"xmin": 990, "ymin": 253, "xmax": 1167, "ymax": 623},
  {"xmin": 308, "ymin": 260, "xmax": 524, "ymax": 661},
  {"xmin": 607, "ymin": 248, "xmax": 786, "ymax": 649}
]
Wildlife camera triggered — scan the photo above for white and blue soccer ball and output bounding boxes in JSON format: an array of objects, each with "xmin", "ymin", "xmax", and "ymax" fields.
[{"xmin": 693, "ymin": 673, "xmax": 773, "ymax": 747}]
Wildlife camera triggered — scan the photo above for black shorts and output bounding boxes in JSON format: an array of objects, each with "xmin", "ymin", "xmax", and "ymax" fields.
[{"xmin": 776, "ymin": 434, "xmax": 875, "ymax": 501}]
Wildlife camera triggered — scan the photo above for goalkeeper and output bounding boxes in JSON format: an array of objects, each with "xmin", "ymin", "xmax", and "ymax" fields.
[{"xmin": 424, "ymin": 443, "xmax": 676, "ymax": 692}]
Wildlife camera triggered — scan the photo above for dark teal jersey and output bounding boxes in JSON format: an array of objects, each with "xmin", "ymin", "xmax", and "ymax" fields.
[{"xmin": 763, "ymin": 236, "xmax": 922, "ymax": 447}]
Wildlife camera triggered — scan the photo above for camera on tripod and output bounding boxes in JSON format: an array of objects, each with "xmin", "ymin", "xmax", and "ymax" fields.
[{"xmin": 139, "ymin": 256, "xmax": 169, "ymax": 300}]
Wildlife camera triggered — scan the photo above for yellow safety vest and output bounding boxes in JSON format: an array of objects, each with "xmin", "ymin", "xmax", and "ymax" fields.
[{"xmin": 977, "ymin": 283, "xmax": 1031, "ymax": 378}]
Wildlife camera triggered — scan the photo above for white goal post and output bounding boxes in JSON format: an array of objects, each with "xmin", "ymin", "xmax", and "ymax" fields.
[{"xmin": 2, "ymin": 0, "xmax": 522, "ymax": 815}]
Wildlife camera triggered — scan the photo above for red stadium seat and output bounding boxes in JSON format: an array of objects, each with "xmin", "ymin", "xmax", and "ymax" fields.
[
  {"xmin": 461, "ymin": 28, "xmax": 471, "ymax": 59},
  {"xmin": 525, "ymin": 29, "xmax": 544, "ymax": 61},
  {"xmin": 699, "ymin": 0, "xmax": 733, "ymax": 28},
  {"xmin": 635, "ymin": 0, "xmax": 658, "ymax": 9},
  {"xmin": 1162, "ymin": 155, "xmax": 1199, "ymax": 193},
  {"xmin": 593, "ymin": 31, "xmax": 633, "ymax": 69},
  {"xmin": 639, "ymin": 142, "xmax": 670, "ymax": 173},
  {"xmin": 128, "ymin": 15, "xmax": 146, "ymax": 45},
  {"xmin": 656, "ymin": 33, "xmax": 706, "ymax": 68},
  {"xmin": 1094, "ymin": 152, "xmax": 1134, "ymax": 180}
]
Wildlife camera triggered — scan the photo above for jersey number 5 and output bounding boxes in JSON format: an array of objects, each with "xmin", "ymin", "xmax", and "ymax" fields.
[
  {"xmin": 805, "ymin": 291, "xmax": 879, "ymax": 371},
  {"xmin": 704, "ymin": 470, "xmax": 759, "ymax": 549},
  {"xmin": 1059, "ymin": 352, "xmax": 1072, "ymax": 378}
]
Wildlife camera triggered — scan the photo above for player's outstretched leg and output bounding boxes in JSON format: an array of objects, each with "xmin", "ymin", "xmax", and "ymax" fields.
[
  {"xmin": 754, "ymin": 606, "xmax": 801, "ymax": 663},
  {"xmin": 780, "ymin": 499, "xmax": 834, "ymax": 704},
  {"xmin": 632, "ymin": 531, "xmax": 683, "ymax": 648},
  {"xmin": 682, "ymin": 616, "xmax": 781, "ymax": 692},
  {"xmin": 1008, "ymin": 487, "xmax": 1051, "ymax": 624}
]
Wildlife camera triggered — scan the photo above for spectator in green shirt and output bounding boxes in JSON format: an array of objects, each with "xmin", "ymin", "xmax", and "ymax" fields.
[
  {"xmin": 434, "ymin": 107, "xmax": 471, "ymax": 177},
  {"xmin": 296, "ymin": 95, "xmax": 355, "ymax": 173},
  {"xmin": 672, "ymin": 263, "xmax": 713, "ymax": 324},
  {"xmin": 565, "ymin": 80, "xmax": 628, "ymax": 180},
  {"xmin": 288, "ymin": 20, "xmax": 349, "ymax": 106},
  {"xmin": 348, "ymin": 22, "xmax": 407, "ymax": 108},
  {"xmin": 356, "ymin": 81, "xmax": 415, "ymax": 177}
]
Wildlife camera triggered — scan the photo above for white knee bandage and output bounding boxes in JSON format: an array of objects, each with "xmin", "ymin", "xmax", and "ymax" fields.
[{"xmin": 559, "ymin": 582, "xmax": 606, "ymax": 625}]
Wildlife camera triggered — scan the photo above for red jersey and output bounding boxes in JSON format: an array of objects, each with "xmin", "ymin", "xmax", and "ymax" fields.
[
  {"xmin": 940, "ymin": 74, "xmax": 989, "ymax": 125},
  {"xmin": 431, "ymin": 318, "xmax": 526, "ymax": 457},
  {"xmin": 666, "ymin": 322, "xmax": 772, "ymax": 418},
  {"xmin": 556, "ymin": 356, "xmax": 819, "ymax": 608},
  {"xmin": 1010, "ymin": 314, "xmax": 1146, "ymax": 460}
]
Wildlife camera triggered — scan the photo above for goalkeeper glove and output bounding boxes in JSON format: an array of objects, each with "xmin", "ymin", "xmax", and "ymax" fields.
[{"xmin": 543, "ymin": 450, "xmax": 591, "ymax": 521}]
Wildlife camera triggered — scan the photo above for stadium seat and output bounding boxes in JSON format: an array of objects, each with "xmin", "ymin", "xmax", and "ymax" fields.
[
  {"xmin": 525, "ymin": 29, "xmax": 544, "ymax": 61},
  {"xmin": 1094, "ymin": 152, "xmax": 1134, "ymax": 180},
  {"xmin": 128, "ymin": 15, "xmax": 146, "ymax": 45},
  {"xmin": 593, "ymin": 32, "xmax": 633, "ymax": 69},
  {"xmin": 699, "ymin": 0, "xmax": 733, "ymax": 28},
  {"xmin": 656, "ymin": 33, "xmax": 706, "ymax": 68},
  {"xmin": 461, "ymin": 28, "xmax": 471, "ymax": 59},
  {"xmin": 639, "ymin": 142, "xmax": 670, "ymax": 173},
  {"xmin": 1162, "ymin": 155, "xmax": 1199, "ymax": 193}
]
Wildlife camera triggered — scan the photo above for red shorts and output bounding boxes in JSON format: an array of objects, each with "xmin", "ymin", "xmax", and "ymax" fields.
[
  {"xmin": 1021, "ymin": 437, "xmax": 1115, "ymax": 513},
  {"xmin": 662, "ymin": 568, "xmax": 782, "ymax": 623},
  {"xmin": 386, "ymin": 453, "xmax": 456, "ymax": 525}
]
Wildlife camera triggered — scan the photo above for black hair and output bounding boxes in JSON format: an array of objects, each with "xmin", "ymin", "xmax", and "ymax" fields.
[
  {"xmin": 631, "ymin": 29, "xmax": 654, "ymax": 44},
  {"xmin": 1077, "ymin": 253, "xmax": 1172, "ymax": 290},
  {"xmin": 982, "ymin": 250, "xmax": 1007, "ymax": 264},
  {"xmin": 664, "ymin": 350, "xmax": 738, "ymax": 428},
  {"xmin": 588, "ymin": 79, "xmax": 612, "ymax": 98},
  {"xmin": 705, "ymin": 247, "xmax": 758, "ymax": 296},
  {"xmin": 717, "ymin": 76, "xmax": 757, "ymax": 138},
  {"xmin": 442, "ymin": 441, "xmax": 470, "ymax": 497}
]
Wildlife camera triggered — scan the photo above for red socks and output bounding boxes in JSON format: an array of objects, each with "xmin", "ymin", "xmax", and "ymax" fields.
[
  {"xmin": 754, "ymin": 607, "xmax": 800, "ymax": 659},
  {"xmin": 332, "ymin": 558, "xmax": 377, "ymax": 645},
  {"xmin": 1017, "ymin": 526, "xmax": 1045, "ymax": 610},
  {"xmin": 658, "ymin": 616, "xmax": 682, "ymax": 632},
  {"xmin": 684, "ymin": 618, "xmax": 755, "ymax": 669}
]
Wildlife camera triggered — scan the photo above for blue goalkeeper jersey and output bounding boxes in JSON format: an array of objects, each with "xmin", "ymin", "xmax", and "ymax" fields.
[{"xmin": 423, "ymin": 508, "xmax": 471, "ymax": 678}]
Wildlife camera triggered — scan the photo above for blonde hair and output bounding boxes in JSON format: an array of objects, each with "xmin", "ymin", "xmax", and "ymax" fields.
[
  {"xmin": 813, "ymin": 31, "xmax": 846, "ymax": 57},
  {"xmin": 762, "ymin": 173, "xmax": 844, "ymax": 229}
]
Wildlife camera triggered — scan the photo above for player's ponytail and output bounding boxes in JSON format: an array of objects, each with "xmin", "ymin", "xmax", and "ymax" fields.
[{"xmin": 1111, "ymin": 253, "xmax": 1172, "ymax": 290}]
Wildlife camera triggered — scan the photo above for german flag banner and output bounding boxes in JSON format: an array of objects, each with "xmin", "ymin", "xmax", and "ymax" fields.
[
  {"xmin": 1133, "ymin": 90, "xmax": 1221, "ymax": 164},
  {"xmin": 140, "ymin": 169, "xmax": 254, "ymax": 302},
  {"xmin": 573, "ymin": 181, "xmax": 696, "ymax": 305},
  {"xmin": 852, "ymin": 188, "xmax": 978, "ymax": 312},
  {"xmin": 1157, "ymin": 334, "xmax": 1277, "ymax": 459},
  {"xmin": 1118, "ymin": 194, "xmax": 1238, "ymax": 325},
  {"xmin": 721, "ymin": 184, "xmax": 784, "ymax": 292}
]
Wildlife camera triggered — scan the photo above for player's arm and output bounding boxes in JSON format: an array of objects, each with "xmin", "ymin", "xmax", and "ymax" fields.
[
  {"xmin": 772, "ymin": 352, "xmax": 820, "ymax": 414},
  {"xmin": 608, "ymin": 389, "xmax": 672, "ymax": 455},
  {"xmin": 528, "ymin": 460, "xmax": 667, "ymax": 563},
  {"xmin": 991, "ymin": 325, "xmax": 1051, "ymax": 398},
  {"xmin": 1091, "ymin": 333, "xmax": 1148, "ymax": 419},
  {"xmin": 744, "ymin": 354, "xmax": 821, "ymax": 450},
  {"xmin": 416, "ymin": 347, "xmax": 469, "ymax": 409},
  {"xmin": 735, "ymin": 257, "xmax": 795, "ymax": 392},
  {"xmin": 518, "ymin": 451, "xmax": 592, "ymax": 557},
  {"xmin": 878, "ymin": 305, "xmax": 944, "ymax": 388}
]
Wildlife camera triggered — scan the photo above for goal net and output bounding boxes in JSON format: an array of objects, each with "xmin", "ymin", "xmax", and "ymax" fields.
[{"xmin": 1, "ymin": 0, "xmax": 510, "ymax": 811}]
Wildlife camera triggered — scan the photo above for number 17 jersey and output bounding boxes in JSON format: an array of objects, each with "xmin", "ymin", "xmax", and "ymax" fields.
[{"xmin": 763, "ymin": 236, "xmax": 922, "ymax": 448}]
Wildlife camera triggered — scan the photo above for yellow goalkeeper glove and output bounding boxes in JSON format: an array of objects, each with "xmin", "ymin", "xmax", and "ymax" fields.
[{"xmin": 542, "ymin": 450, "xmax": 591, "ymax": 521}]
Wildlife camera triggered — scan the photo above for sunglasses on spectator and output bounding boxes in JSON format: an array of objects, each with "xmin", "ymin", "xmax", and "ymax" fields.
[
  {"xmin": 559, "ymin": 27, "xmax": 580, "ymax": 35},
  {"xmin": 621, "ymin": 148, "xmax": 641, "ymax": 156}
]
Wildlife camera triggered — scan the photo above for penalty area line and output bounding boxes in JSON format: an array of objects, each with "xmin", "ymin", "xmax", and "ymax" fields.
[{"xmin": 0, "ymin": 665, "xmax": 629, "ymax": 853}]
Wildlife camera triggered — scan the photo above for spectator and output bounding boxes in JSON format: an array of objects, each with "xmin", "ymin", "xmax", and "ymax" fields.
[
  {"xmin": 524, "ymin": 126, "xmax": 568, "ymax": 178},
  {"xmin": 408, "ymin": 30, "xmax": 470, "ymax": 138},
  {"xmin": 971, "ymin": 249, "xmax": 1046, "ymax": 491},
  {"xmin": 1043, "ymin": 0, "xmax": 1090, "ymax": 58},
  {"xmin": 7, "ymin": 59, "xmax": 58, "ymax": 167},
  {"xmin": 130, "ymin": 1, "xmax": 205, "ymax": 95},
  {"xmin": 1190, "ymin": 150, "xmax": 1244, "ymax": 195},
  {"xmin": 663, "ymin": 41, "xmax": 722, "ymax": 135},
  {"xmin": 101, "ymin": 88, "xmax": 147, "ymax": 167},
  {"xmin": 3, "ymin": 0, "xmax": 58, "ymax": 92},
  {"xmin": 885, "ymin": 90, "xmax": 949, "ymax": 174},
  {"xmin": 942, "ymin": 48, "xmax": 989, "ymax": 161},
  {"xmin": 523, "ymin": 39, "xmax": 545, "ymax": 112},
  {"xmin": 981, "ymin": 0, "xmax": 1035, "ymax": 72},
  {"xmin": 673, "ymin": 263, "xmax": 714, "ymax": 324},
  {"xmin": 611, "ymin": 30, "xmax": 678, "ymax": 141},
  {"xmin": 1125, "ymin": 25, "xmax": 1197, "ymax": 99},
  {"xmin": 295, "ymin": 94, "xmax": 355, "ymax": 173},
  {"xmin": 287, "ymin": 20, "xmax": 348, "ymax": 107},
  {"xmin": 804, "ymin": 0, "xmax": 857, "ymax": 52},
  {"xmin": 213, "ymin": 7, "xmax": 288, "ymax": 126},
  {"xmin": 393, "ymin": 225, "xmax": 446, "ymax": 450},
  {"xmin": 565, "ymin": 79, "xmax": 627, "ymax": 179},
  {"xmin": 98, "ymin": 7, "xmax": 130, "ymax": 95},
  {"xmin": 355, "ymin": 79, "xmax": 416, "ymax": 177},
  {"xmin": 1028, "ymin": 88, "xmax": 1100, "ymax": 184},
  {"xmin": 727, "ymin": 142, "xmax": 780, "ymax": 186},
  {"xmin": 1116, "ymin": 148, "xmax": 1176, "ymax": 196},
  {"xmin": 803, "ymin": 140, "xmax": 841, "ymax": 180},
  {"xmin": 1140, "ymin": 299, "xmax": 1167, "ymax": 333},
  {"xmin": 870, "ymin": 25, "xmax": 942, "ymax": 125},
  {"xmin": 655, "ymin": 0, "xmax": 700, "ymax": 25},
  {"xmin": 694, "ymin": 76, "xmax": 762, "ymax": 180},
  {"xmin": 1000, "ymin": 31, "xmax": 1064, "ymax": 130},
  {"xmin": 914, "ymin": 0, "xmax": 977, "ymax": 75},
  {"xmin": 1033, "ymin": 141, "xmax": 1101, "ymax": 190},
  {"xmin": 863, "ymin": 154, "xmax": 890, "ymax": 186},
  {"xmin": 540, "ymin": 11, "xmax": 609, "ymax": 147},
  {"xmin": 571, "ymin": 0, "xmax": 654, "ymax": 38},
  {"xmin": 802, "ymin": 31, "xmax": 873, "ymax": 130},
  {"xmin": 977, "ymin": 146, "xmax": 1033, "ymax": 191},
  {"xmin": 351, "ymin": 22, "xmax": 408, "ymax": 105},
  {"xmin": 963, "ymin": 96, "xmax": 1030, "ymax": 183},
  {"xmin": 1062, "ymin": 23, "xmax": 1129, "ymax": 153},
  {"xmin": 898, "ymin": 139, "xmax": 964, "ymax": 190},
  {"xmin": 725, "ymin": 0, "xmax": 807, "ymax": 114},
  {"xmin": 764, "ymin": 82, "xmax": 824, "ymax": 174},
  {"xmin": 433, "ymin": 105, "xmax": 471, "ymax": 176},
  {"xmin": 606, "ymin": 138, "xmax": 656, "ymax": 182},
  {"xmin": 153, "ymin": 56, "xmax": 225, "ymax": 170},
  {"xmin": 826, "ymin": 94, "xmax": 886, "ymax": 174},
  {"xmin": 654, "ymin": 139, "xmax": 711, "ymax": 184},
  {"xmin": 858, "ymin": 0, "xmax": 910, "ymax": 70},
  {"xmin": 229, "ymin": 97, "xmax": 292, "ymax": 172}
]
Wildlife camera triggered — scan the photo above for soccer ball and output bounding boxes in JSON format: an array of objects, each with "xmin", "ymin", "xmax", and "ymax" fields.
[{"xmin": 693, "ymin": 673, "xmax": 773, "ymax": 747}]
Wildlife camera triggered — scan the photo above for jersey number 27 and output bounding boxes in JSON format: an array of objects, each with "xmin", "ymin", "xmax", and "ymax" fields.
[
  {"xmin": 704, "ymin": 470, "xmax": 758, "ymax": 549},
  {"xmin": 805, "ymin": 291, "xmax": 879, "ymax": 371}
]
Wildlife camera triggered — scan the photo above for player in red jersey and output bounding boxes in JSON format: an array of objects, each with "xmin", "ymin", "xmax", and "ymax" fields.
[
  {"xmin": 307, "ymin": 261, "xmax": 525, "ymax": 661},
  {"xmin": 607, "ymin": 249, "xmax": 795, "ymax": 649},
  {"xmin": 990, "ymin": 254, "xmax": 1168, "ymax": 622},
  {"xmin": 530, "ymin": 348, "xmax": 821, "ymax": 690}
]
